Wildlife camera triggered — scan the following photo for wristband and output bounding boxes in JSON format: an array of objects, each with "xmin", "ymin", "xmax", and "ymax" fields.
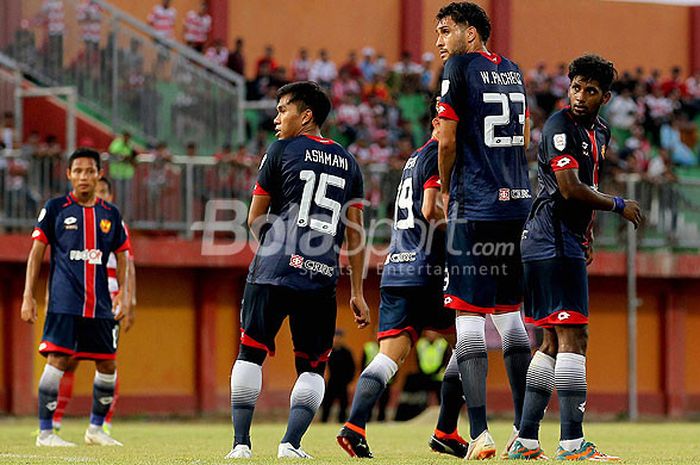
[{"xmin": 611, "ymin": 196, "xmax": 625, "ymax": 214}]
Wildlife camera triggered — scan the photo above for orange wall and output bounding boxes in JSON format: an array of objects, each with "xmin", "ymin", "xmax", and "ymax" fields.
[
  {"xmin": 511, "ymin": 0, "xmax": 690, "ymax": 74},
  {"xmin": 227, "ymin": 0, "xmax": 402, "ymax": 79},
  {"xmin": 110, "ymin": 0, "xmax": 202, "ymax": 40}
]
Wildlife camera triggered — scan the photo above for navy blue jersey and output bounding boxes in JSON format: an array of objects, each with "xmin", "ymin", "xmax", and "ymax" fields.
[
  {"xmin": 32, "ymin": 193, "xmax": 129, "ymax": 319},
  {"xmin": 521, "ymin": 109, "xmax": 611, "ymax": 262},
  {"xmin": 247, "ymin": 135, "xmax": 364, "ymax": 290},
  {"xmin": 381, "ymin": 139, "xmax": 445, "ymax": 288},
  {"xmin": 438, "ymin": 51, "xmax": 532, "ymax": 221}
]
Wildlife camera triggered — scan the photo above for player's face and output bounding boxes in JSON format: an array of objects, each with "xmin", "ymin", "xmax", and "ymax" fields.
[
  {"xmin": 568, "ymin": 76, "xmax": 611, "ymax": 120},
  {"xmin": 96, "ymin": 181, "xmax": 113, "ymax": 202},
  {"xmin": 67, "ymin": 157, "xmax": 101, "ymax": 197},
  {"xmin": 435, "ymin": 17, "xmax": 469, "ymax": 62},
  {"xmin": 274, "ymin": 95, "xmax": 311, "ymax": 139}
]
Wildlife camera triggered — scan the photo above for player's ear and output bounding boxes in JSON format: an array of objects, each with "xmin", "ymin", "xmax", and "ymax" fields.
[
  {"xmin": 602, "ymin": 91, "xmax": 612, "ymax": 105},
  {"xmin": 302, "ymin": 109, "xmax": 314, "ymax": 126}
]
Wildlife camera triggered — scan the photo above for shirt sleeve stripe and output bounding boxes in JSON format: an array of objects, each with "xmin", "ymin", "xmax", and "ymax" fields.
[
  {"xmin": 423, "ymin": 175, "xmax": 441, "ymax": 190},
  {"xmin": 437, "ymin": 101, "xmax": 459, "ymax": 121},
  {"xmin": 252, "ymin": 182, "xmax": 270, "ymax": 196},
  {"xmin": 550, "ymin": 155, "xmax": 579, "ymax": 172},
  {"xmin": 31, "ymin": 227, "xmax": 49, "ymax": 244}
]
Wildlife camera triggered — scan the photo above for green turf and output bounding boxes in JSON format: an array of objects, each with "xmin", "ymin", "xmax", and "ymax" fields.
[{"xmin": 1, "ymin": 418, "xmax": 699, "ymax": 464}]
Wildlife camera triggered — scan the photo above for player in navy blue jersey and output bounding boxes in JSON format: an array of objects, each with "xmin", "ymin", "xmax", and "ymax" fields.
[
  {"xmin": 336, "ymin": 102, "xmax": 468, "ymax": 459},
  {"xmin": 227, "ymin": 81, "xmax": 370, "ymax": 460},
  {"xmin": 508, "ymin": 55, "xmax": 641, "ymax": 462},
  {"xmin": 435, "ymin": 2, "xmax": 534, "ymax": 458},
  {"xmin": 21, "ymin": 149, "xmax": 130, "ymax": 447}
]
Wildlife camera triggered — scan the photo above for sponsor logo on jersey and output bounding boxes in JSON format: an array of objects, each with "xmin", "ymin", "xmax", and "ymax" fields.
[
  {"xmin": 384, "ymin": 252, "xmax": 417, "ymax": 264},
  {"xmin": 444, "ymin": 296, "xmax": 453, "ymax": 305},
  {"xmin": 556, "ymin": 157, "xmax": 572, "ymax": 168},
  {"xmin": 557, "ymin": 311, "xmax": 571, "ymax": 321},
  {"xmin": 289, "ymin": 254, "xmax": 334, "ymax": 277},
  {"xmin": 498, "ymin": 188, "xmax": 532, "ymax": 201},
  {"xmin": 70, "ymin": 249, "xmax": 103, "ymax": 265},
  {"xmin": 64, "ymin": 216, "xmax": 78, "ymax": 230},
  {"xmin": 553, "ymin": 133, "xmax": 567, "ymax": 151},
  {"xmin": 100, "ymin": 219, "xmax": 112, "ymax": 234},
  {"xmin": 441, "ymin": 79, "xmax": 450, "ymax": 96}
]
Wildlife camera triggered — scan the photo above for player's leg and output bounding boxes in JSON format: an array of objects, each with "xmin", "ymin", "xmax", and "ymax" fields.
[
  {"xmin": 77, "ymin": 316, "xmax": 122, "ymax": 446},
  {"xmin": 103, "ymin": 376, "xmax": 119, "ymax": 433},
  {"xmin": 337, "ymin": 286, "xmax": 413, "ymax": 458},
  {"xmin": 227, "ymin": 283, "xmax": 283, "ymax": 459},
  {"xmin": 36, "ymin": 313, "xmax": 77, "ymax": 446},
  {"xmin": 280, "ymin": 286, "xmax": 337, "ymax": 458},
  {"xmin": 53, "ymin": 357, "xmax": 80, "ymax": 431},
  {"xmin": 509, "ymin": 328, "xmax": 556, "ymax": 460},
  {"xmin": 444, "ymin": 220, "xmax": 496, "ymax": 458}
]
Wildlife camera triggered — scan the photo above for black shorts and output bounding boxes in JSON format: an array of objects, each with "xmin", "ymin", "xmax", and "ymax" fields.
[
  {"xmin": 523, "ymin": 258, "xmax": 589, "ymax": 328},
  {"xmin": 444, "ymin": 220, "xmax": 524, "ymax": 314},
  {"xmin": 40, "ymin": 313, "xmax": 119, "ymax": 360},
  {"xmin": 378, "ymin": 285, "xmax": 455, "ymax": 343},
  {"xmin": 240, "ymin": 283, "xmax": 337, "ymax": 365}
]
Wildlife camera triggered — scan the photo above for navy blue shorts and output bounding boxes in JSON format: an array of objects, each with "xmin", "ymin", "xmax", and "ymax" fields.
[
  {"xmin": 444, "ymin": 220, "xmax": 524, "ymax": 314},
  {"xmin": 40, "ymin": 313, "xmax": 119, "ymax": 360},
  {"xmin": 378, "ymin": 284, "xmax": 455, "ymax": 343},
  {"xmin": 240, "ymin": 283, "xmax": 337, "ymax": 365},
  {"xmin": 523, "ymin": 258, "xmax": 589, "ymax": 327}
]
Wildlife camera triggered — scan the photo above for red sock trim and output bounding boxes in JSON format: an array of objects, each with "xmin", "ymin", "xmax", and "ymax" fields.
[{"xmin": 344, "ymin": 422, "xmax": 366, "ymax": 437}]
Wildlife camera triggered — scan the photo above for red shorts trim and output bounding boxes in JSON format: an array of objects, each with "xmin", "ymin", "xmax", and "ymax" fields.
[
  {"xmin": 38, "ymin": 340, "xmax": 75, "ymax": 356},
  {"xmin": 294, "ymin": 349, "xmax": 332, "ymax": 367},
  {"xmin": 533, "ymin": 310, "xmax": 588, "ymax": 327},
  {"xmin": 74, "ymin": 351, "xmax": 117, "ymax": 360},
  {"xmin": 240, "ymin": 331, "xmax": 275, "ymax": 356},
  {"xmin": 524, "ymin": 316, "xmax": 535, "ymax": 324},
  {"xmin": 443, "ymin": 294, "xmax": 495, "ymax": 314},
  {"xmin": 494, "ymin": 303, "xmax": 522, "ymax": 314},
  {"xmin": 437, "ymin": 101, "xmax": 459, "ymax": 121},
  {"xmin": 377, "ymin": 326, "xmax": 419, "ymax": 344}
]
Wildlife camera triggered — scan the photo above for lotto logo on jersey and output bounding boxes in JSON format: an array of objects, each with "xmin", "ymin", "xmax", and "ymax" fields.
[
  {"xmin": 557, "ymin": 157, "xmax": 572, "ymax": 168},
  {"xmin": 70, "ymin": 249, "xmax": 103, "ymax": 265}
]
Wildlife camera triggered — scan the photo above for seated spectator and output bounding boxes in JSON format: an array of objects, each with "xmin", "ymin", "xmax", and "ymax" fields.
[
  {"xmin": 204, "ymin": 39, "xmax": 229, "ymax": 67},
  {"xmin": 660, "ymin": 113, "xmax": 698, "ymax": 166}
]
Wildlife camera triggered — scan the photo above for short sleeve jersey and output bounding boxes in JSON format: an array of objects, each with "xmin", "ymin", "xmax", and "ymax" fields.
[
  {"xmin": 247, "ymin": 135, "xmax": 364, "ymax": 290},
  {"xmin": 106, "ymin": 223, "xmax": 133, "ymax": 297},
  {"xmin": 438, "ymin": 51, "xmax": 532, "ymax": 221},
  {"xmin": 32, "ymin": 193, "xmax": 129, "ymax": 319},
  {"xmin": 521, "ymin": 109, "xmax": 611, "ymax": 262},
  {"xmin": 381, "ymin": 139, "xmax": 445, "ymax": 288}
]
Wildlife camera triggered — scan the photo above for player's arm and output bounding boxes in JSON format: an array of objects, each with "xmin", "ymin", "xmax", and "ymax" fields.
[
  {"xmin": 437, "ymin": 119, "xmax": 458, "ymax": 212},
  {"xmin": 422, "ymin": 187, "xmax": 446, "ymax": 231},
  {"xmin": 112, "ymin": 250, "xmax": 129, "ymax": 321},
  {"xmin": 524, "ymin": 116, "xmax": 531, "ymax": 149},
  {"xmin": 345, "ymin": 206, "xmax": 370, "ymax": 329},
  {"xmin": 247, "ymin": 194, "xmax": 272, "ymax": 243},
  {"xmin": 555, "ymin": 169, "xmax": 641, "ymax": 227},
  {"xmin": 21, "ymin": 240, "xmax": 47, "ymax": 323}
]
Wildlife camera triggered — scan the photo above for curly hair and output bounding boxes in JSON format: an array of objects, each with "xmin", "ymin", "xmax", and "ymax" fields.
[
  {"xmin": 568, "ymin": 54, "xmax": 618, "ymax": 93},
  {"xmin": 436, "ymin": 2, "xmax": 491, "ymax": 43}
]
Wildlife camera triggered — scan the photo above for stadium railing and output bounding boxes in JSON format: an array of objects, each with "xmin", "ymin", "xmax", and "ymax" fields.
[
  {"xmin": 2, "ymin": 0, "xmax": 246, "ymax": 154},
  {"xmin": 2, "ymin": 149, "xmax": 700, "ymax": 249}
]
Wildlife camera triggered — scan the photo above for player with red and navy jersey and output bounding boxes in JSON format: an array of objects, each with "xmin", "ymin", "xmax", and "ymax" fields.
[
  {"xmin": 509, "ymin": 55, "xmax": 641, "ymax": 462},
  {"xmin": 52, "ymin": 177, "xmax": 136, "ymax": 435},
  {"xmin": 227, "ymin": 82, "xmax": 369, "ymax": 460},
  {"xmin": 434, "ymin": 2, "xmax": 534, "ymax": 458},
  {"xmin": 21, "ymin": 150, "xmax": 129, "ymax": 447},
  {"xmin": 337, "ymin": 103, "xmax": 468, "ymax": 459}
]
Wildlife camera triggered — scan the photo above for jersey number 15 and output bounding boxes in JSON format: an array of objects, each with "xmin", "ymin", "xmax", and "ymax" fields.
[
  {"xmin": 483, "ymin": 92, "xmax": 526, "ymax": 148},
  {"xmin": 297, "ymin": 170, "xmax": 345, "ymax": 236}
]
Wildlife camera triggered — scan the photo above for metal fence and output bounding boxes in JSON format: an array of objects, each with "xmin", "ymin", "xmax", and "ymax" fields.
[
  {"xmin": 1, "ymin": 0, "xmax": 245, "ymax": 154},
  {"xmin": 2, "ymin": 148, "xmax": 700, "ymax": 249}
]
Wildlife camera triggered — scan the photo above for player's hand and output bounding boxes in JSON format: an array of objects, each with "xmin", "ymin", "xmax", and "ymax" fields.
[
  {"xmin": 621, "ymin": 199, "xmax": 642, "ymax": 229},
  {"xmin": 20, "ymin": 295, "xmax": 37, "ymax": 323},
  {"xmin": 112, "ymin": 291, "xmax": 127, "ymax": 321},
  {"xmin": 585, "ymin": 243, "xmax": 594, "ymax": 266},
  {"xmin": 350, "ymin": 295, "xmax": 370, "ymax": 329},
  {"xmin": 441, "ymin": 192, "xmax": 450, "ymax": 219},
  {"xmin": 122, "ymin": 310, "xmax": 135, "ymax": 332}
]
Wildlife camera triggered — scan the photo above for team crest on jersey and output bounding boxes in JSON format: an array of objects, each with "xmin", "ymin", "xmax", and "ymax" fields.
[
  {"xmin": 100, "ymin": 219, "xmax": 112, "ymax": 234},
  {"xmin": 553, "ymin": 133, "xmax": 567, "ymax": 151},
  {"xmin": 498, "ymin": 188, "xmax": 511, "ymax": 201}
]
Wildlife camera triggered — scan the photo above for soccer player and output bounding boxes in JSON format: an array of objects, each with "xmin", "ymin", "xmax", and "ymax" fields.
[
  {"xmin": 336, "ymin": 102, "xmax": 468, "ymax": 459},
  {"xmin": 508, "ymin": 55, "xmax": 641, "ymax": 461},
  {"xmin": 21, "ymin": 149, "xmax": 130, "ymax": 447},
  {"xmin": 52, "ymin": 177, "xmax": 137, "ymax": 434},
  {"xmin": 226, "ymin": 81, "xmax": 370, "ymax": 459},
  {"xmin": 435, "ymin": 2, "xmax": 534, "ymax": 459}
]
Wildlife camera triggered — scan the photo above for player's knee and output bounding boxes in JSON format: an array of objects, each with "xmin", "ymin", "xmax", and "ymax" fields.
[
  {"xmin": 47, "ymin": 353, "xmax": 71, "ymax": 371},
  {"xmin": 237, "ymin": 345, "xmax": 267, "ymax": 366},
  {"xmin": 95, "ymin": 359, "xmax": 116, "ymax": 374},
  {"xmin": 538, "ymin": 328, "xmax": 559, "ymax": 357},
  {"xmin": 295, "ymin": 357, "xmax": 326, "ymax": 376},
  {"xmin": 556, "ymin": 325, "xmax": 588, "ymax": 355}
]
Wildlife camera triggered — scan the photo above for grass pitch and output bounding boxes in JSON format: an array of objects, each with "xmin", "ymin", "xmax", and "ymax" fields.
[{"xmin": 0, "ymin": 418, "xmax": 699, "ymax": 464}]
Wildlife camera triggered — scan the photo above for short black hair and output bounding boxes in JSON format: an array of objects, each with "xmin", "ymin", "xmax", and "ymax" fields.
[
  {"xmin": 276, "ymin": 81, "xmax": 332, "ymax": 127},
  {"xmin": 68, "ymin": 148, "xmax": 101, "ymax": 170},
  {"xmin": 436, "ymin": 2, "xmax": 491, "ymax": 43},
  {"xmin": 568, "ymin": 54, "xmax": 617, "ymax": 93},
  {"xmin": 98, "ymin": 176, "xmax": 112, "ymax": 194}
]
